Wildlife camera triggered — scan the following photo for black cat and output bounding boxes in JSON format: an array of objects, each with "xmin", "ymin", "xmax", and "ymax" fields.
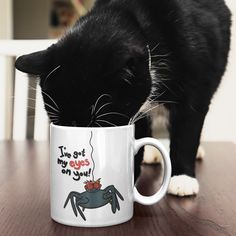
[{"xmin": 15, "ymin": 0, "xmax": 231, "ymax": 196}]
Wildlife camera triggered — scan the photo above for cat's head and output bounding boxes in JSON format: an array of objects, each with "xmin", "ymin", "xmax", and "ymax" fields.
[{"xmin": 15, "ymin": 9, "xmax": 152, "ymax": 127}]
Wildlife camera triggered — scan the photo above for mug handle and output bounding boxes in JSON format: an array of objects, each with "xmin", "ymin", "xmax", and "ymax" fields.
[{"xmin": 134, "ymin": 138, "xmax": 172, "ymax": 205}]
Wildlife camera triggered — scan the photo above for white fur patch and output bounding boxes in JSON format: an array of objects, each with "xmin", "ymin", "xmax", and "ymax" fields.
[
  {"xmin": 143, "ymin": 145, "xmax": 162, "ymax": 164},
  {"xmin": 168, "ymin": 175, "xmax": 199, "ymax": 196},
  {"xmin": 196, "ymin": 145, "xmax": 205, "ymax": 160}
]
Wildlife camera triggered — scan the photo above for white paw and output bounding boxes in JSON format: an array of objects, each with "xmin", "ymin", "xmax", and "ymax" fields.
[
  {"xmin": 168, "ymin": 175, "xmax": 199, "ymax": 196},
  {"xmin": 196, "ymin": 145, "xmax": 205, "ymax": 160},
  {"xmin": 143, "ymin": 145, "xmax": 162, "ymax": 164}
]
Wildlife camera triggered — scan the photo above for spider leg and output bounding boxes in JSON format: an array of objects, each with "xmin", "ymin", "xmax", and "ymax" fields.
[
  {"xmin": 110, "ymin": 195, "xmax": 117, "ymax": 213},
  {"xmin": 114, "ymin": 194, "xmax": 120, "ymax": 211},
  {"xmin": 64, "ymin": 193, "xmax": 71, "ymax": 208},
  {"xmin": 110, "ymin": 194, "xmax": 120, "ymax": 214},
  {"xmin": 71, "ymin": 196, "xmax": 78, "ymax": 217},
  {"xmin": 114, "ymin": 188, "xmax": 124, "ymax": 201},
  {"xmin": 76, "ymin": 202, "xmax": 86, "ymax": 221},
  {"xmin": 64, "ymin": 192, "xmax": 78, "ymax": 217},
  {"xmin": 104, "ymin": 186, "xmax": 122, "ymax": 213}
]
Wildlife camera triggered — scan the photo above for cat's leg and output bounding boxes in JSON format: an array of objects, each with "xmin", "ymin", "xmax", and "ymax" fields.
[
  {"xmin": 167, "ymin": 104, "xmax": 208, "ymax": 196},
  {"xmin": 143, "ymin": 107, "xmax": 169, "ymax": 164},
  {"xmin": 143, "ymin": 140, "xmax": 205, "ymax": 163},
  {"xmin": 143, "ymin": 145, "xmax": 163, "ymax": 164},
  {"xmin": 196, "ymin": 145, "xmax": 205, "ymax": 160},
  {"xmin": 134, "ymin": 116, "xmax": 152, "ymax": 182}
]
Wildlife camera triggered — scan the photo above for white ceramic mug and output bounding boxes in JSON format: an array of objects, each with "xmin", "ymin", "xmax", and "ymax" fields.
[{"xmin": 50, "ymin": 123, "xmax": 171, "ymax": 227}]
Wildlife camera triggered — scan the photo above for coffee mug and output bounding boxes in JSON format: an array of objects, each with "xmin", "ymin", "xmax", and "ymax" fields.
[{"xmin": 50, "ymin": 123, "xmax": 171, "ymax": 227}]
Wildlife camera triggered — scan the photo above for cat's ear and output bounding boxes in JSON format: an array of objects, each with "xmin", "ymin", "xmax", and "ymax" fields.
[{"xmin": 15, "ymin": 50, "xmax": 48, "ymax": 75}]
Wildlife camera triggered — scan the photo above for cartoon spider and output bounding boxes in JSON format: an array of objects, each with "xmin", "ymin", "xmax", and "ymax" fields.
[{"xmin": 64, "ymin": 179, "xmax": 124, "ymax": 221}]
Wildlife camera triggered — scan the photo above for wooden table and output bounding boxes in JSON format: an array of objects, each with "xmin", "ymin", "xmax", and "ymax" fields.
[{"xmin": 0, "ymin": 141, "xmax": 235, "ymax": 236}]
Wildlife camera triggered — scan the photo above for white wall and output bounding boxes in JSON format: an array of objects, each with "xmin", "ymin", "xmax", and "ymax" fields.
[
  {"xmin": 0, "ymin": 0, "xmax": 13, "ymax": 140},
  {"xmin": 13, "ymin": 0, "xmax": 50, "ymax": 39},
  {"xmin": 202, "ymin": 0, "xmax": 236, "ymax": 143},
  {"xmin": 0, "ymin": 0, "xmax": 13, "ymax": 38}
]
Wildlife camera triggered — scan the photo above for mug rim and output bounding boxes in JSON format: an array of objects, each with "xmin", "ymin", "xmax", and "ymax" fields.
[{"xmin": 50, "ymin": 123, "xmax": 134, "ymax": 131}]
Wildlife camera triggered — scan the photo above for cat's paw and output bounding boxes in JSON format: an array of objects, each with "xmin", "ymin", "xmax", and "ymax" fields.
[
  {"xmin": 168, "ymin": 175, "xmax": 199, "ymax": 196},
  {"xmin": 196, "ymin": 145, "xmax": 205, "ymax": 160},
  {"xmin": 143, "ymin": 145, "xmax": 162, "ymax": 164}
]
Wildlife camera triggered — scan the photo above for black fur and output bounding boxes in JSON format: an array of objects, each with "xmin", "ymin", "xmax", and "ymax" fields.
[{"xmin": 15, "ymin": 0, "xmax": 231, "ymax": 180}]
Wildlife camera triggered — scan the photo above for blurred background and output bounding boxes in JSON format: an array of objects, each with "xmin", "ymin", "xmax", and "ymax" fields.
[{"xmin": 0, "ymin": 0, "xmax": 235, "ymax": 142}]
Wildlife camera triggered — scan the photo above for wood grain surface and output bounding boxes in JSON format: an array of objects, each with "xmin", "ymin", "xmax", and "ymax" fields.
[{"xmin": 0, "ymin": 141, "xmax": 235, "ymax": 236}]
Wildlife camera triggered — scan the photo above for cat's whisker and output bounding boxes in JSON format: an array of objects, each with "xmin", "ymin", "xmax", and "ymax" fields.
[
  {"xmin": 50, "ymin": 117, "xmax": 59, "ymax": 120},
  {"xmin": 87, "ymin": 118, "xmax": 93, "ymax": 127},
  {"xmin": 44, "ymin": 102, "xmax": 60, "ymax": 113},
  {"xmin": 95, "ymin": 102, "xmax": 112, "ymax": 116},
  {"xmin": 23, "ymin": 85, "xmax": 61, "ymax": 117},
  {"xmin": 160, "ymin": 81, "xmax": 178, "ymax": 97},
  {"xmin": 51, "ymin": 122, "xmax": 59, "ymax": 125},
  {"xmin": 129, "ymin": 92, "xmax": 166, "ymax": 124},
  {"xmin": 28, "ymin": 85, "xmax": 37, "ymax": 91},
  {"xmin": 93, "ymin": 94, "xmax": 112, "ymax": 114},
  {"xmin": 96, "ymin": 112, "xmax": 129, "ymax": 119},
  {"xmin": 123, "ymin": 77, "xmax": 132, "ymax": 85},
  {"xmin": 152, "ymin": 66, "xmax": 170, "ymax": 70},
  {"xmin": 158, "ymin": 100, "xmax": 177, "ymax": 104},
  {"xmin": 124, "ymin": 68, "xmax": 134, "ymax": 77},
  {"xmin": 41, "ymin": 90, "xmax": 60, "ymax": 110},
  {"xmin": 50, "ymin": 118, "xmax": 59, "ymax": 123},
  {"xmin": 129, "ymin": 99, "xmax": 155, "ymax": 124},
  {"xmin": 153, "ymin": 59, "xmax": 169, "ymax": 64},
  {"xmin": 51, "ymin": 121, "xmax": 59, "ymax": 125},
  {"xmin": 10, "ymin": 96, "xmax": 37, "ymax": 102},
  {"xmin": 130, "ymin": 103, "xmax": 161, "ymax": 124},
  {"xmin": 94, "ymin": 122, "xmax": 102, "ymax": 127},
  {"xmin": 90, "ymin": 105, "xmax": 95, "ymax": 116},
  {"xmin": 130, "ymin": 114, "xmax": 149, "ymax": 124},
  {"xmin": 50, "ymin": 120, "xmax": 59, "ymax": 123},
  {"xmin": 29, "ymin": 85, "xmax": 61, "ymax": 112},
  {"xmin": 43, "ymin": 65, "xmax": 61, "ymax": 88},
  {"xmin": 48, "ymin": 114, "xmax": 58, "ymax": 119},
  {"xmin": 151, "ymin": 53, "xmax": 171, "ymax": 58},
  {"xmin": 49, "ymin": 115, "xmax": 59, "ymax": 119},
  {"xmin": 27, "ymin": 98, "xmax": 36, "ymax": 102},
  {"xmin": 96, "ymin": 119, "xmax": 117, "ymax": 127},
  {"xmin": 151, "ymin": 43, "xmax": 160, "ymax": 52},
  {"xmin": 148, "ymin": 88, "xmax": 166, "ymax": 101},
  {"xmin": 156, "ymin": 58, "xmax": 169, "ymax": 63},
  {"xmin": 130, "ymin": 98, "xmax": 176, "ymax": 124},
  {"xmin": 131, "ymin": 102, "xmax": 157, "ymax": 123},
  {"xmin": 159, "ymin": 78, "xmax": 171, "ymax": 81},
  {"xmin": 129, "ymin": 108, "xmax": 141, "ymax": 124},
  {"xmin": 47, "ymin": 111, "xmax": 59, "ymax": 116},
  {"xmin": 48, "ymin": 115, "xmax": 59, "ymax": 119},
  {"xmin": 129, "ymin": 112, "xmax": 143, "ymax": 124},
  {"xmin": 48, "ymin": 115, "xmax": 59, "ymax": 120}
]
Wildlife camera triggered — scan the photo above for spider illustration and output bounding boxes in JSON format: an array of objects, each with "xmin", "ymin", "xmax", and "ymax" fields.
[{"xmin": 64, "ymin": 179, "xmax": 124, "ymax": 221}]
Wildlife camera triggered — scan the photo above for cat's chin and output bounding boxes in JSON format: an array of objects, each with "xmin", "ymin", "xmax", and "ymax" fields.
[{"xmin": 168, "ymin": 175, "xmax": 199, "ymax": 197}]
